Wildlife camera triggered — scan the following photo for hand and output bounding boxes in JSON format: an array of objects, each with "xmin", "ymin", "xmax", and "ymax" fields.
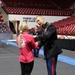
[
  {"xmin": 33, "ymin": 35, "xmax": 38, "ymax": 38},
  {"xmin": 35, "ymin": 42, "xmax": 38, "ymax": 45},
  {"xmin": 35, "ymin": 42, "xmax": 40, "ymax": 50}
]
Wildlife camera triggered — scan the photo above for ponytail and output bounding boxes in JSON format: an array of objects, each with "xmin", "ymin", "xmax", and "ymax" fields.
[
  {"xmin": 17, "ymin": 22, "xmax": 28, "ymax": 48},
  {"xmin": 17, "ymin": 32, "xmax": 23, "ymax": 48}
]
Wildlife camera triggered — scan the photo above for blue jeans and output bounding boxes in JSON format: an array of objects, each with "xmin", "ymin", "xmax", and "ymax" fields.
[{"xmin": 33, "ymin": 49, "xmax": 39, "ymax": 57}]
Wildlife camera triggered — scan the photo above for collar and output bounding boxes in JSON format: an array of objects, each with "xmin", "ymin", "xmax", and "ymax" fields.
[
  {"xmin": 22, "ymin": 32, "xmax": 28, "ymax": 34},
  {"xmin": 42, "ymin": 22, "xmax": 49, "ymax": 29}
]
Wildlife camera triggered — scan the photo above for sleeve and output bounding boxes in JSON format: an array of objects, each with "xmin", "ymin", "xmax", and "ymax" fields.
[
  {"xmin": 38, "ymin": 25, "xmax": 56, "ymax": 41},
  {"xmin": 37, "ymin": 25, "xmax": 56, "ymax": 49},
  {"xmin": 31, "ymin": 36, "xmax": 38, "ymax": 49},
  {"xmin": 37, "ymin": 40, "xmax": 44, "ymax": 50}
]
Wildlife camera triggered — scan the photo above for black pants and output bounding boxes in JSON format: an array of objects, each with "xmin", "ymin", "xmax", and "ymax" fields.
[{"xmin": 20, "ymin": 61, "xmax": 34, "ymax": 75}]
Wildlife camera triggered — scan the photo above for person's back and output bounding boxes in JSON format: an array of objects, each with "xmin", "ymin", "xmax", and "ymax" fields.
[{"xmin": 17, "ymin": 32, "xmax": 37, "ymax": 63}]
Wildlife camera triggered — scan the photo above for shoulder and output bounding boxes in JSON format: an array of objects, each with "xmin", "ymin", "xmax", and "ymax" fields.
[
  {"xmin": 46, "ymin": 23, "xmax": 56, "ymax": 33},
  {"xmin": 47, "ymin": 23, "xmax": 54, "ymax": 28},
  {"xmin": 23, "ymin": 33, "xmax": 34, "ymax": 42},
  {"xmin": 26, "ymin": 33, "xmax": 34, "ymax": 38}
]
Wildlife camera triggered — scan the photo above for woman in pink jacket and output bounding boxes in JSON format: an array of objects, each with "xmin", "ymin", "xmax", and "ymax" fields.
[{"xmin": 16, "ymin": 22, "xmax": 38, "ymax": 75}]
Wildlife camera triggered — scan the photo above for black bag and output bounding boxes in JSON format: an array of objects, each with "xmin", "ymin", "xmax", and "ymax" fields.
[{"xmin": 46, "ymin": 41, "xmax": 62, "ymax": 58}]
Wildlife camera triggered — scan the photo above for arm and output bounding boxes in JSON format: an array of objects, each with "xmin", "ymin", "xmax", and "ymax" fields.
[
  {"xmin": 38, "ymin": 25, "xmax": 56, "ymax": 41},
  {"xmin": 31, "ymin": 36, "xmax": 38, "ymax": 49},
  {"xmin": 37, "ymin": 25, "xmax": 56, "ymax": 49}
]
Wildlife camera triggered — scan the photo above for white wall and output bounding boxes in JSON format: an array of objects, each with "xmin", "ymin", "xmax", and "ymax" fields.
[{"xmin": 8, "ymin": 14, "xmax": 69, "ymax": 28}]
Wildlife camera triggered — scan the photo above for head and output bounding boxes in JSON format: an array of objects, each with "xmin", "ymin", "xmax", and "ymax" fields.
[
  {"xmin": 19, "ymin": 22, "xmax": 29, "ymax": 33},
  {"xmin": 35, "ymin": 16, "xmax": 46, "ymax": 27},
  {"xmin": 17, "ymin": 22, "xmax": 29, "ymax": 48}
]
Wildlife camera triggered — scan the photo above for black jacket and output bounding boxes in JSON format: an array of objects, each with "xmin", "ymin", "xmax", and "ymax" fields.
[
  {"xmin": 37, "ymin": 22, "xmax": 62, "ymax": 58},
  {"xmin": 33, "ymin": 29, "xmax": 43, "ymax": 42}
]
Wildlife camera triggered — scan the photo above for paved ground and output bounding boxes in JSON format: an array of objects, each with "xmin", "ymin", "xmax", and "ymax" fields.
[{"xmin": 0, "ymin": 42, "xmax": 75, "ymax": 75}]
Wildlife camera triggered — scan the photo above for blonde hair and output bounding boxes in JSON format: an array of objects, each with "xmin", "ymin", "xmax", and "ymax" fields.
[
  {"xmin": 19, "ymin": 22, "xmax": 29, "ymax": 33},
  {"xmin": 18, "ymin": 22, "xmax": 29, "ymax": 48},
  {"xmin": 36, "ymin": 15, "xmax": 44, "ymax": 21}
]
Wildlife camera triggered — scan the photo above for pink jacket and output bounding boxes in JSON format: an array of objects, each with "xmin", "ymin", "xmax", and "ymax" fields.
[{"xmin": 16, "ymin": 32, "xmax": 37, "ymax": 63}]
